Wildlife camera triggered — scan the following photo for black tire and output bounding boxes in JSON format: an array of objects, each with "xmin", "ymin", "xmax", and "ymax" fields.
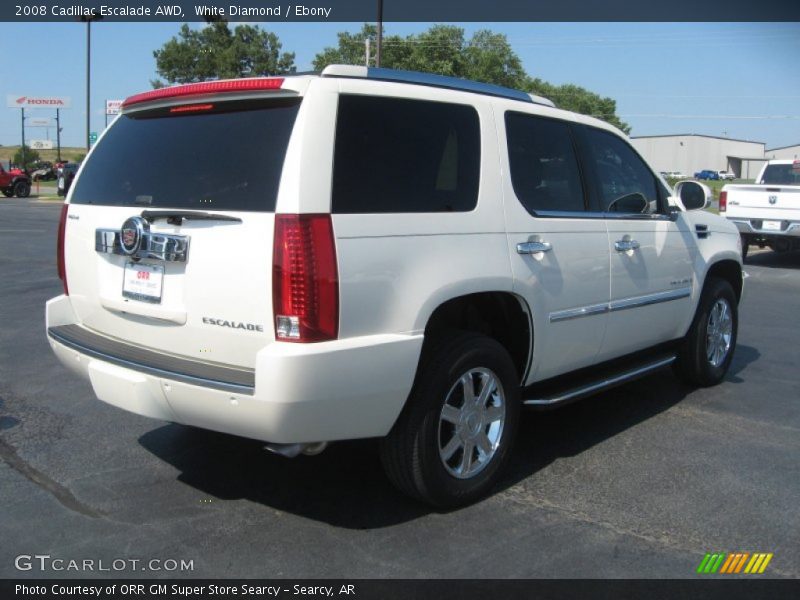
[
  {"xmin": 1, "ymin": 189, "xmax": 12, "ymax": 198},
  {"xmin": 13, "ymin": 180, "xmax": 30, "ymax": 198},
  {"xmin": 380, "ymin": 331, "xmax": 520, "ymax": 508},
  {"xmin": 674, "ymin": 278, "xmax": 738, "ymax": 387},
  {"xmin": 741, "ymin": 237, "xmax": 749, "ymax": 262}
]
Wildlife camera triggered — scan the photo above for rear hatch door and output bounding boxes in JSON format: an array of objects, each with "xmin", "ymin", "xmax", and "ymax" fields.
[{"xmin": 63, "ymin": 94, "xmax": 302, "ymax": 369}]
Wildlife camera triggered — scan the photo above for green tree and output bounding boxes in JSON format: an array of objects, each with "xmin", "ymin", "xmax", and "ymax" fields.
[
  {"xmin": 526, "ymin": 78, "xmax": 630, "ymax": 134},
  {"xmin": 313, "ymin": 24, "xmax": 629, "ymax": 133},
  {"xmin": 312, "ymin": 24, "xmax": 410, "ymax": 70},
  {"xmin": 13, "ymin": 146, "xmax": 40, "ymax": 169},
  {"xmin": 153, "ymin": 22, "xmax": 296, "ymax": 86}
]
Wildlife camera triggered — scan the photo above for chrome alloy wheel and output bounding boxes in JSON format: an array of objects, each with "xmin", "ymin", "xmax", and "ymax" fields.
[
  {"xmin": 438, "ymin": 367, "xmax": 506, "ymax": 479},
  {"xmin": 706, "ymin": 298, "xmax": 733, "ymax": 367}
]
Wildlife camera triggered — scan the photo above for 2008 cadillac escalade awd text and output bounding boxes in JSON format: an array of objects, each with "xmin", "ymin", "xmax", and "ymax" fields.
[{"xmin": 46, "ymin": 66, "xmax": 744, "ymax": 506}]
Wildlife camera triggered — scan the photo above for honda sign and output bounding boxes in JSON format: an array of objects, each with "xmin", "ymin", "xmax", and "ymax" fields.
[{"xmin": 7, "ymin": 95, "xmax": 72, "ymax": 109}]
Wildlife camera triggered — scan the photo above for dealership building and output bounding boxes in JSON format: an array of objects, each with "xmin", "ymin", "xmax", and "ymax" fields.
[
  {"xmin": 630, "ymin": 134, "xmax": 768, "ymax": 180},
  {"xmin": 766, "ymin": 143, "xmax": 800, "ymax": 160}
]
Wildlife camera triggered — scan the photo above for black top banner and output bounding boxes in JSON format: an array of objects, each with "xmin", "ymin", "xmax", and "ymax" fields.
[{"xmin": 3, "ymin": 0, "xmax": 800, "ymax": 22}]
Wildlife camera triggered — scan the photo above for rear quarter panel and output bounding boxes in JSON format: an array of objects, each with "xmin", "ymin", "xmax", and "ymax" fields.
[{"xmin": 322, "ymin": 80, "xmax": 513, "ymax": 340}]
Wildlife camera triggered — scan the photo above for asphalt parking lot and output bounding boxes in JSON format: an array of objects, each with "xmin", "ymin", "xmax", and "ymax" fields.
[{"xmin": 1, "ymin": 198, "xmax": 798, "ymax": 579}]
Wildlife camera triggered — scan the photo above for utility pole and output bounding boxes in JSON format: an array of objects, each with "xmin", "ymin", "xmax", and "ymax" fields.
[
  {"xmin": 365, "ymin": 37, "xmax": 371, "ymax": 66},
  {"xmin": 376, "ymin": 0, "xmax": 383, "ymax": 67},
  {"xmin": 85, "ymin": 19, "xmax": 91, "ymax": 150},
  {"xmin": 20, "ymin": 108, "xmax": 26, "ymax": 169},
  {"xmin": 56, "ymin": 109, "xmax": 62, "ymax": 162},
  {"xmin": 81, "ymin": 14, "xmax": 103, "ymax": 151}
]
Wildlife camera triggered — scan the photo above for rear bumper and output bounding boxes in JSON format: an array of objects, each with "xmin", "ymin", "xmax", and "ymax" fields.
[
  {"xmin": 728, "ymin": 218, "xmax": 800, "ymax": 238},
  {"xmin": 46, "ymin": 295, "xmax": 423, "ymax": 444}
]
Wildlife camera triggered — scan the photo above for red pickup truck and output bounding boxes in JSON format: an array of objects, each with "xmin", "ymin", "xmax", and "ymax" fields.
[{"xmin": 0, "ymin": 163, "xmax": 31, "ymax": 198}]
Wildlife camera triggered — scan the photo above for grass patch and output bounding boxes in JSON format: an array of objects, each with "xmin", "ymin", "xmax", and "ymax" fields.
[{"xmin": 0, "ymin": 146, "xmax": 86, "ymax": 164}]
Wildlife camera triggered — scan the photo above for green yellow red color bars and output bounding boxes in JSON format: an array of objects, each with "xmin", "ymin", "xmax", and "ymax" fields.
[{"xmin": 696, "ymin": 552, "xmax": 773, "ymax": 574}]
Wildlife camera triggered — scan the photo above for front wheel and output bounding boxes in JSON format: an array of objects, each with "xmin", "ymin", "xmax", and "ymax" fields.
[
  {"xmin": 13, "ymin": 180, "xmax": 30, "ymax": 198},
  {"xmin": 380, "ymin": 331, "xmax": 520, "ymax": 507},
  {"xmin": 675, "ymin": 278, "xmax": 738, "ymax": 387}
]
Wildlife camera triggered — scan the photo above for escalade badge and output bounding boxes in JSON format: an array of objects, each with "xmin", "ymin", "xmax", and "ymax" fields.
[
  {"xmin": 769, "ymin": 195, "xmax": 777, "ymax": 205},
  {"xmin": 120, "ymin": 216, "xmax": 148, "ymax": 255}
]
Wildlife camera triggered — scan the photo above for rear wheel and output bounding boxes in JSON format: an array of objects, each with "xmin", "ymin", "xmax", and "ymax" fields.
[
  {"xmin": 675, "ymin": 278, "xmax": 738, "ymax": 387},
  {"xmin": 2, "ymin": 189, "xmax": 12, "ymax": 198},
  {"xmin": 741, "ymin": 236, "xmax": 749, "ymax": 261},
  {"xmin": 380, "ymin": 331, "xmax": 520, "ymax": 507}
]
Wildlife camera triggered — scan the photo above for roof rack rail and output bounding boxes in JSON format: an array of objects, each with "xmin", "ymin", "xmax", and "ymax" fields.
[{"xmin": 320, "ymin": 65, "xmax": 556, "ymax": 108}]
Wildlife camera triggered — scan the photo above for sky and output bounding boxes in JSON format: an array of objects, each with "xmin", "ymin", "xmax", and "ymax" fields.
[{"xmin": 2, "ymin": 21, "xmax": 799, "ymax": 150}]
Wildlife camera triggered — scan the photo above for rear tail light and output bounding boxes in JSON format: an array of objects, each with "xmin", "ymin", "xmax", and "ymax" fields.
[
  {"xmin": 719, "ymin": 191, "xmax": 727, "ymax": 212},
  {"xmin": 272, "ymin": 214, "xmax": 338, "ymax": 342},
  {"xmin": 57, "ymin": 203, "xmax": 69, "ymax": 295}
]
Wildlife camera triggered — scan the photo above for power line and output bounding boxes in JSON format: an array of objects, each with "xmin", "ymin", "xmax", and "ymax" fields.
[{"xmin": 618, "ymin": 114, "xmax": 800, "ymax": 120}]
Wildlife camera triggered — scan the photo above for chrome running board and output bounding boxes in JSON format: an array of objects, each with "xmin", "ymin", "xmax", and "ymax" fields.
[{"xmin": 523, "ymin": 355, "xmax": 676, "ymax": 408}]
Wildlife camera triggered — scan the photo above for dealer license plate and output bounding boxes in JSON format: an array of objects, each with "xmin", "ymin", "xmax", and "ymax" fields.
[
  {"xmin": 122, "ymin": 262, "xmax": 164, "ymax": 303},
  {"xmin": 762, "ymin": 220, "xmax": 781, "ymax": 231}
]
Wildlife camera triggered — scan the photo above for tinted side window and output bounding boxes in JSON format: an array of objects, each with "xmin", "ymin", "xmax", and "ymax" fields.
[
  {"xmin": 505, "ymin": 112, "xmax": 586, "ymax": 214},
  {"xmin": 581, "ymin": 127, "xmax": 659, "ymax": 214},
  {"xmin": 332, "ymin": 95, "xmax": 480, "ymax": 213}
]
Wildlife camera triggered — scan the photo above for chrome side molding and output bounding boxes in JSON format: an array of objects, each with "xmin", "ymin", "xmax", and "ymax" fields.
[{"xmin": 549, "ymin": 287, "xmax": 692, "ymax": 323}]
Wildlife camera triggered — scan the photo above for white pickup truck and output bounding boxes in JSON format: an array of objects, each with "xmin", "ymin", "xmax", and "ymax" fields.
[{"xmin": 722, "ymin": 159, "xmax": 800, "ymax": 258}]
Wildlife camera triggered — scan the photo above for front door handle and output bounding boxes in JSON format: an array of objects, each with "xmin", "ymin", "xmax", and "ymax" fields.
[
  {"xmin": 517, "ymin": 241, "xmax": 552, "ymax": 255},
  {"xmin": 614, "ymin": 238, "xmax": 640, "ymax": 252}
]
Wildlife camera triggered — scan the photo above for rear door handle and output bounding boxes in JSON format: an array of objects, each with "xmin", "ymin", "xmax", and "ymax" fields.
[
  {"xmin": 614, "ymin": 239, "xmax": 640, "ymax": 252},
  {"xmin": 517, "ymin": 241, "xmax": 552, "ymax": 255}
]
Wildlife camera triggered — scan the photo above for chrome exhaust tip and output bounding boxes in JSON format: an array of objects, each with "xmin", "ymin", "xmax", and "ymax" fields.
[{"xmin": 264, "ymin": 442, "xmax": 328, "ymax": 458}]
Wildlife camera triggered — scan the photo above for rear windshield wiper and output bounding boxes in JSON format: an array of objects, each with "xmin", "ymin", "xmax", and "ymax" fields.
[{"xmin": 141, "ymin": 210, "xmax": 242, "ymax": 225}]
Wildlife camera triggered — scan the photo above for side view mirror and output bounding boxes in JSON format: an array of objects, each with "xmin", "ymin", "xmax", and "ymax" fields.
[
  {"xmin": 674, "ymin": 180, "xmax": 711, "ymax": 211},
  {"xmin": 607, "ymin": 192, "xmax": 648, "ymax": 214}
]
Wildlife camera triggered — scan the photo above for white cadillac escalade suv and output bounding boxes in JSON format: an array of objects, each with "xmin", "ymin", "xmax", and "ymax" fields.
[{"xmin": 47, "ymin": 66, "xmax": 744, "ymax": 507}]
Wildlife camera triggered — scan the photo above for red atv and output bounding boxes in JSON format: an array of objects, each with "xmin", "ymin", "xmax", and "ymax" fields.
[{"xmin": 0, "ymin": 163, "xmax": 31, "ymax": 198}]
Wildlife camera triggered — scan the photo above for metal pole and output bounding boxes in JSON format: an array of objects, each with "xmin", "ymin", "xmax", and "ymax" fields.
[
  {"xmin": 86, "ymin": 20, "xmax": 91, "ymax": 151},
  {"xmin": 21, "ymin": 108, "xmax": 26, "ymax": 169},
  {"xmin": 56, "ymin": 109, "xmax": 62, "ymax": 162},
  {"xmin": 365, "ymin": 38, "xmax": 370, "ymax": 66},
  {"xmin": 376, "ymin": 0, "xmax": 383, "ymax": 67}
]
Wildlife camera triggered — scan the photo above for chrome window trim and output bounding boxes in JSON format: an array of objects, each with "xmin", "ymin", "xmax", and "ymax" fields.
[
  {"xmin": 525, "ymin": 209, "xmax": 674, "ymax": 221},
  {"xmin": 549, "ymin": 287, "xmax": 692, "ymax": 323}
]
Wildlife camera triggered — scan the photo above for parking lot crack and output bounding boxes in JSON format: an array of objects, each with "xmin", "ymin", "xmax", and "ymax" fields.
[
  {"xmin": 0, "ymin": 436, "xmax": 104, "ymax": 519},
  {"xmin": 499, "ymin": 488, "xmax": 797, "ymax": 577}
]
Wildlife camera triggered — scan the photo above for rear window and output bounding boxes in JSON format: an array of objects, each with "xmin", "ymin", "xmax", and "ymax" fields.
[
  {"xmin": 332, "ymin": 95, "xmax": 480, "ymax": 213},
  {"xmin": 759, "ymin": 164, "xmax": 800, "ymax": 185},
  {"xmin": 70, "ymin": 98, "xmax": 300, "ymax": 211}
]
